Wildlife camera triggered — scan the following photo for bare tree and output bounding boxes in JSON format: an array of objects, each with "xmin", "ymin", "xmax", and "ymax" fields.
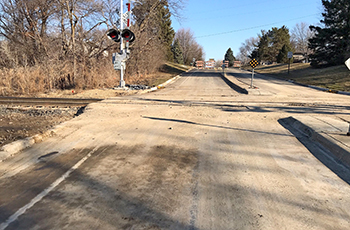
[
  {"xmin": 175, "ymin": 28, "xmax": 204, "ymax": 65},
  {"xmin": 125, "ymin": 0, "xmax": 168, "ymax": 78},
  {"xmin": 0, "ymin": 0, "xmax": 187, "ymax": 95},
  {"xmin": 215, "ymin": 59, "xmax": 223, "ymax": 68},
  {"xmin": 0, "ymin": 0, "xmax": 56, "ymax": 67},
  {"xmin": 237, "ymin": 37, "xmax": 259, "ymax": 64},
  {"xmin": 291, "ymin": 22, "xmax": 314, "ymax": 61},
  {"xmin": 55, "ymin": 0, "xmax": 107, "ymax": 80},
  {"xmin": 124, "ymin": 0, "xmax": 187, "ymax": 80}
]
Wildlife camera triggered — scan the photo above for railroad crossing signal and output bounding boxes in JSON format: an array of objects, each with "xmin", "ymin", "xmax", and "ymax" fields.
[
  {"xmin": 107, "ymin": 0, "xmax": 135, "ymax": 88},
  {"xmin": 249, "ymin": 59, "xmax": 259, "ymax": 68},
  {"xmin": 107, "ymin": 28, "xmax": 135, "ymax": 43},
  {"xmin": 106, "ymin": 29, "xmax": 121, "ymax": 42},
  {"xmin": 113, "ymin": 52, "xmax": 127, "ymax": 70},
  {"xmin": 121, "ymin": 29, "xmax": 135, "ymax": 43}
]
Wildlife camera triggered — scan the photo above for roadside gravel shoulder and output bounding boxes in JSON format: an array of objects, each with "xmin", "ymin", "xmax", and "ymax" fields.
[{"xmin": 0, "ymin": 106, "xmax": 80, "ymax": 162}]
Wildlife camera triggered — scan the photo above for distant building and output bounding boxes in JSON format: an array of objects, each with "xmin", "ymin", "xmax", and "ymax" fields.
[
  {"xmin": 196, "ymin": 60, "xmax": 204, "ymax": 69},
  {"xmin": 293, "ymin": 53, "xmax": 308, "ymax": 63},
  {"xmin": 206, "ymin": 58, "xmax": 215, "ymax": 69},
  {"xmin": 221, "ymin": 60, "xmax": 229, "ymax": 68},
  {"xmin": 233, "ymin": 61, "xmax": 241, "ymax": 68},
  {"xmin": 220, "ymin": 60, "xmax": 241, "ymax": 68}
]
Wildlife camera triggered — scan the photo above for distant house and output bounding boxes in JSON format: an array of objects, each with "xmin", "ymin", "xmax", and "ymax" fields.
[
  {"xmin": 293, "ymin": 53, "xmax": 308, "ymax": 63},
  {"xmin": 233, "ymin": 61, "xmax": 241, "ymax": 68},
  {"xmin": 196, "ymin": 61, "xmax": 204, "ymax": 69},
  {"xmin": 206, "ymin": 58, "xmax": 215, "ymax": 69},
  {"xmin": 221, "ymin": 60, "xmax": 229, "ymax": 68}
]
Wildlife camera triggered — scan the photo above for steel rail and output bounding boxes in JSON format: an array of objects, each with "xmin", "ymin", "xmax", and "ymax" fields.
[{"xmin": 0, "ymin": 97, "xmax": 102, "ymax": 106}]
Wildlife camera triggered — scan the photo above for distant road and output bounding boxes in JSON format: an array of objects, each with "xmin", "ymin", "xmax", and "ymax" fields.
[{"xmin": 1, "ymin": 69, "xmax": 350, "ymax": 230}]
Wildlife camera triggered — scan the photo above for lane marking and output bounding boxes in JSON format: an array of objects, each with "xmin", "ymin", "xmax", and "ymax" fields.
[
  {"xmin": 0, "ymin": 146, "xmax": 100, "ymax": 230},
  {"xmin": 189, "ymin": 156, "xmax": 200, "ymax": 230}
]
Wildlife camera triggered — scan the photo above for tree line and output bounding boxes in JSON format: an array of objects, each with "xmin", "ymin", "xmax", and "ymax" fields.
[
  {"xmin": 237, "ymin": 23, "xmax": 313, "ymax": 65},
  {"xmin": 0, "ymin": 0, "xmax": 204, "ymax": 95},
  {"xmin": 171, "ymin": 28, "xmax": 205, "ymax": 65},
  {"xmin": 237, "ymin": 0, "xmax": 350, "ymax": 68}
]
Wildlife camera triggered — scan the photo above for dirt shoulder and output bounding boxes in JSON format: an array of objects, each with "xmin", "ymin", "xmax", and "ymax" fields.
[
  {"xmin": 0, "ymin": 87, "xmax": 149, "ymax": 149},
  {"xmin": 0, "ymin": 62, "xmax": 191, "ymax": 150},
  {"xmin": 0, "ymin": 106, "xmax": 80, "ymax": 148}
]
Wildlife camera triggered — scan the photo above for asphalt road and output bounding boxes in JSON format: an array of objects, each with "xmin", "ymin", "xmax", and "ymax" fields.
[{"xmin": 1, "ymin": 69, "xmax": 350, "ymax": 230}]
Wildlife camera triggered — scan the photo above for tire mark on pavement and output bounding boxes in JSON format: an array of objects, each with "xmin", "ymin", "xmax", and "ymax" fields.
[
  {"xmin": 0, "ymin": 145, "xmax": 108, "ymax": 230},
  {"xmin": 189, "ymin": 154, "xmax": 200, "ymax": 230}
]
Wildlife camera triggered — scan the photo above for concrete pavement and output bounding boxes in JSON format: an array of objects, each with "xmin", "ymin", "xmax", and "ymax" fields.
[
  {"xmin": 1, "ymin": 69, "xmax": 350, "ymax": 229},
  {"xmin": 279, "ymin": 116, "xmax": 350, "ymax": 168},
  {"xmin": 222, "ymin": 68, "xmax": 350, "ymax": 169},
  {"xmin": 2, "ymin": 69, "xmax": 350, "ymax": 171}
]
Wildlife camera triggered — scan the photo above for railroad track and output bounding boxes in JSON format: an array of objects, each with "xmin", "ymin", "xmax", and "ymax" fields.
[{"xmin": 0, "ymin": 97, "xmax": 102, "ymax": 106}]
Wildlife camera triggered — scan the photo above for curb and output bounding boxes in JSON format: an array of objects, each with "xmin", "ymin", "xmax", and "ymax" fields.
[
  {"xmin": 242, "ymin": 68, "xmax": 350, "ymax": 96},
  {"xmin": 139, "ymin": 68, "xmax": 193, "ymax": 94},
  {"xmin": 0, "ymin": 123, "xmax": 67, "ymax": 162},
  {"xmin": 282, "ymin": 78, "xmax": 350, "ymax": 96},
  {"xmin": 220, "ymin": 72, "xmax": 248, "ymax": 94},
  {"xmin": 140, "ymin": 76, "xmax": 180, "ymax": 94},
  {"xmin": 279, "ymin": 116, "xmax": 350, "ymax": 168}
]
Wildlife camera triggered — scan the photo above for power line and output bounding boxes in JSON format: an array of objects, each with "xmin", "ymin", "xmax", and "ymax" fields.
[
  {"xmin": 195, "ymin": 14, "xmax": 319, "ymax": 39},
  {"xmin": 189, "ymin": 3, "xmax": 315, "ymax": 22},
  {"xmin": 188, "ymin": 0, "xmax": 281, "ymax": 16}
]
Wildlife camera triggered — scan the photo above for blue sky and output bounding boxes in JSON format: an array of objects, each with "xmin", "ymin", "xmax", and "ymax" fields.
[{"xmin": 171, "ymin": 0, "xmax": 323, "ymax": 61}]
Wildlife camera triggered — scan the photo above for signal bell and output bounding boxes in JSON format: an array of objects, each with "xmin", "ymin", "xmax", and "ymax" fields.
[{"xmin": 106, "ymin": 29, "xmax": 121, "ymax": 42}]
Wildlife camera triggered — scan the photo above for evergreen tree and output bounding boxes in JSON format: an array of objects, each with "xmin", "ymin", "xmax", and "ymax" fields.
[
  {"xmin": 256, "ymin": 31, "xmax": 272, "ymax": 62},
  {"xmin": 224, "ymin": 48, "xmax": 235, "ymax": 67},
  {"xmin": 249, "ymin": 49, "xmax": 259, "ymax": 60},
  {"xmin": 309, "ymin": 0, "xmax": 350, "ymax": 66},
  {"xmin": 277, "ymin": 44, "xmax": 293, "ymax": 63},
  {"xmin": 270, "ymin": 26, "xmax": 291, "ymax": 59},
  {"xmin": 257, "ymin": 26, "xmax": 292, "ymax": 63},
  {"xmin": 132, "ymin": 0, "xmax": 175, "ymax": 63},
  {"xmin": 171, "ymin": 39, "xmax": 184, "ymax": 64},
  {"xmin": 157, "ymin": 1, "xmax": 175, "ymax": 62}
]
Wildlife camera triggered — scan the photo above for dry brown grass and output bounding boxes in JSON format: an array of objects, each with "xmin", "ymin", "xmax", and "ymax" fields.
[
  {"xmin": 0, "ymin": 61, "xmax": 190, "ymax": 96},
  {"xmin": 0, "ymin": 59, "xmax": 118, "ymax": 96},
  {"xmin": 245, "ymin": 63, "xmax": 350, "ymax": 92},
  {"xmin": 124, "ymin": 62, "xmax": 190, "ymax": 87}
]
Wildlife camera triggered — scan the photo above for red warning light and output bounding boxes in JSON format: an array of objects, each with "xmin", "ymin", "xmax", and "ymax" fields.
[
  {"xmin": 121, "ymin": 29, "xmax": 134, "ymax": 42},
  {"xmin": 106, "ymin": 29, "xmax": 121, "ymax": 42}
]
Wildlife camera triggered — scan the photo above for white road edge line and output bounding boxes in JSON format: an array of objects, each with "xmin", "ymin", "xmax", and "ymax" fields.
[{"xmin": 0, "ymin": 147, "xmax": 99, "ymax": 230}]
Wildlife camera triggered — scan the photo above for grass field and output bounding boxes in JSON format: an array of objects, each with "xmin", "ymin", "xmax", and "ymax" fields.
[
  {"xmin": 244, "ymin": 63, "xmax": 350, "ymax": 92},
  {"xmin": 145, "ymin": 62, "xmax": 191, "ymax": 87}
]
